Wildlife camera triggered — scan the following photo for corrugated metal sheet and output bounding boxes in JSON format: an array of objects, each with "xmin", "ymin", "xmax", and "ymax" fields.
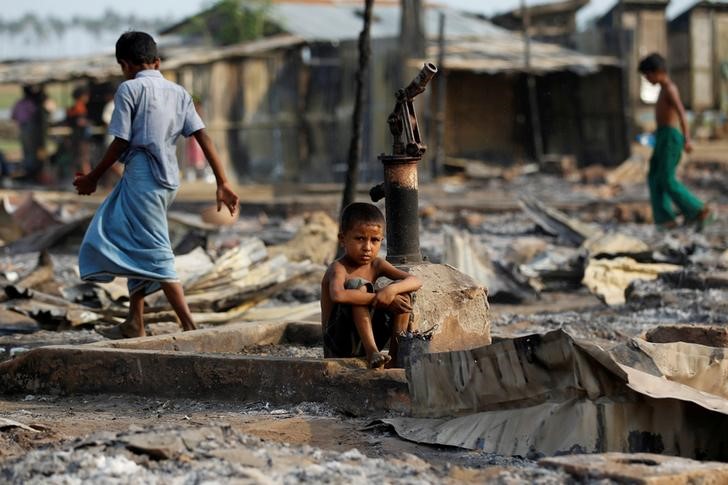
[
  {"xmin": 270, "ymin": 3, "xmax": 506, "ymax": 41},
  {"xmin": 578, "ymin": 0, "xmax": 669, "ymax": 26},
  {"xmin": 424, "ymin": 36, "xmax": 618, "ymax": 75},
  {"xmin": 463, "ymin": 0, "xmax": 565, "ymax": 18},
  {"xmin": 0, "ymin": 35, "xmax": 303, "ymax": 84},
  {"xmin": 0, "ymin": 1, "xmax": 618, "ymax": 85}
]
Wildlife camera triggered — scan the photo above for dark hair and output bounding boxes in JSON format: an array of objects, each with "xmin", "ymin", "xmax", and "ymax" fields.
[
  {"xmin": 638, "ymin": 53, "xmax": 666, "ymax": 74},
  {"xmin": 72, "ymin": 85, "xmax": 89, "ymax": 99},
  {"xmin": 116, "ymin": 31, "xmax": 159, "ymax": 65},
  {"xmin": 340, "ymin": 203, "xmax": 385, "ymax": 234}
]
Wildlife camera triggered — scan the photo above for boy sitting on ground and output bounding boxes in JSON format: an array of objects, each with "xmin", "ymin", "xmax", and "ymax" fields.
[{"xmin": 321, "ymin": 203, "xmax": 422, "ymax": 369}]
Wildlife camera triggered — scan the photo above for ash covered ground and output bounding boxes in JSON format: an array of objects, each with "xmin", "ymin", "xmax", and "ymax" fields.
[{"xmin": 1, "ymin": 155, "xmax": 728, "ymax": 483}]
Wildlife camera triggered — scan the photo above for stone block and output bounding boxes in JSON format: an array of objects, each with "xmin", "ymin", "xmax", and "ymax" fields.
[
  {"xmin": 541, "ymin": 452, "xmax": 728, "ymax": 484},
  {"xmin": 407, "ymin": 262, "xmax": 491, "ymax": 353}
]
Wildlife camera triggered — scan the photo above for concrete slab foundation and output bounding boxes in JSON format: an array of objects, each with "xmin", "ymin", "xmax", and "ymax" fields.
[
  {"xmin": 0, "ymin": 322, "xmax": 408, "ymax": 416},
  {"xmin": 87, "ymin": 321, "xmax": 322, "ymax": 353},
  {"xmin": 0, "ymin": 262, "xmax": 491, "ymax": 415}
]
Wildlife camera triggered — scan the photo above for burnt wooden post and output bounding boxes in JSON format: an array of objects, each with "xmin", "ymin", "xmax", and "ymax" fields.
[
  {"xmin": 340, "ymin": 0, "xmax": 374, "ymax": 214},
  {"xmin": 371, "ymin": 63, "xmax": 437, "ymax": 265}
]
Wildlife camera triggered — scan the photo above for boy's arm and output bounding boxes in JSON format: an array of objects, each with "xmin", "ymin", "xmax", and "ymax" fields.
[
  {"xmin": 73, "ymin": 137, "xmax": 128, "ymax": 195},
  {"xmin": 667, "ymin": 83, "xmax": 693, "ymax": 153},
  {"xmin": 192, "ymin": 128, "xmax": 239, "ymax": 215},
  {"xmin": 327, "ymin": 263, "xmax": 377, "ymax": 307},
  {"xmin": 373, "ymin": 259, "xmax": 423, "ymax": 307}
]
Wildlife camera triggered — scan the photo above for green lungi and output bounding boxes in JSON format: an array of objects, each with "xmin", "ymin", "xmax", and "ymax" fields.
[{"xmin": 648, "ymin": 126, "xmax": 703, "ymax": 225}]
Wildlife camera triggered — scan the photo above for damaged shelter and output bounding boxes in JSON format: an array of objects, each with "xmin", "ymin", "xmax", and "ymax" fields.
[
  {"xmin": 577, "ymin": 0, "xmax": 670, "ymax": 133},
  {"xmin": 433, "ymin": 33, "xmax": 628, "ymax": 167},
  {"xmin": 160, "ymin": 0, "xmax": 630, "ymax": 176},
  {"xmin": 668, "ymin": 0, "xmax": 728, "ymax": 115},
  {"xmin": 0, "ymin": 0, "xmax": 628, "ymax": 183},
  {"xmin": 489, "ymin": 0, "xmax": 589, "ymax": 48}
]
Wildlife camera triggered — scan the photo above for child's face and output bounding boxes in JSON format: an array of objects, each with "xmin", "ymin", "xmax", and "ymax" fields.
[
  {"xmin": 339, "ymin": 222, "xmax": 384, "ymax": 265},
  {"xmin": 643, "ymin": 71, "xmax": 661, "ymax": 85}
]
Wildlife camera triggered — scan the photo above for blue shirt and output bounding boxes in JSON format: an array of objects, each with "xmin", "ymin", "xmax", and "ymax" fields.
[{"xmin": 108, "ymin": 70, "xmax": 204, "ymax": 189}]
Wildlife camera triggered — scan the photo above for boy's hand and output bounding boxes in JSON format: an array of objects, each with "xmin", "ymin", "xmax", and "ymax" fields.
[
  {"xmin": 216, "ymin": 181, "xmax": 239, "ymax": 216},
  {"xmin": 373, "ymin": 286, "xmax": 397, "ymax": 308},
  {"xmin": 388, "ymin": 294, "xmax": 412, "ymax": 313},
  {"xmin": 73, "ymin": 172, "xmax": 98, "ymax": 195},
  {"xmin": 684, "ymin": 139, "xmax": 694, "ymax": 154}
]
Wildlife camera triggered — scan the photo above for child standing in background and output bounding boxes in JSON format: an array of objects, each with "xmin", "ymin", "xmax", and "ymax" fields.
[{"xmin": 638, "ymin": 53, "xmax": 712, "ymax": 230}]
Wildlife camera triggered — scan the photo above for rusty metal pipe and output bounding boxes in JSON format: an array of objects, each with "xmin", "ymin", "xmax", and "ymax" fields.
[
  {"xmin": 380, "ymin": 156, "xmax": 421, "ymax": 264},
  {"xmin": 403, "ymin": 62, "xmax": 438, "ymax": 100},
  {"xmin": 374, "ymin": 63, "xmax": 438, "ymax": 265}
]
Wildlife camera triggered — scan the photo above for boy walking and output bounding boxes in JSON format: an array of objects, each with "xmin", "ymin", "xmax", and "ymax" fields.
[
  {"xmin": 638, "ymin": 53, "xmax": 711, "ymax": 230},
  {"xmin": 321, "ymin": 203, "xmax": 422, "ymax": 369},
  {"xmin": 74, "ymin": 31, "xmax": 239, "ymax": 338}
]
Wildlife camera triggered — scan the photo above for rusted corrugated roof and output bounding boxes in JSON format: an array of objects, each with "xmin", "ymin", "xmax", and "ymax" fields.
[
  {"xmin": 424, "ymin": 36, "xmax": 619, "ymax": 75},
  {"xmin": 0, "ymin": 35, "xmax": 304, "ymax": 85},
  {"xmin": 0, "ymin": 3, "xmax": 618, "ymax": 85},
  {"xmin": 161, "ymin": 2, "xmax": 508, "ymax": 42}
]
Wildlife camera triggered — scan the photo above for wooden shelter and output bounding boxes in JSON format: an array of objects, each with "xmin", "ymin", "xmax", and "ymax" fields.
[
  {"xmin": 491, "ymin": 0, "xmax": 589, "ymax": 47},
  {"xmin": 669, "ymin": 0, "xmax": 728, "ymax": 112},
  {"xmin": 0, "ymin": 1, "xmax": 630, "ymax": 182},
  {"xmin": 583, "ymin": 0, "xmax": 669, "ymax": 133}
]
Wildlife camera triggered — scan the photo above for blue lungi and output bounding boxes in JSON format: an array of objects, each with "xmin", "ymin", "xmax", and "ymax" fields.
[{"xmin": 79, "ymin": 151, "xmax": 179, "ymax": 296}]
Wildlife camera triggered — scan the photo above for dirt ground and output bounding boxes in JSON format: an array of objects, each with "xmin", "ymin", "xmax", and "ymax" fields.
[
  {"xmin": 0, "ymin": 394, "xmax": 566, "ymax": 483},
  {"xmin": 2, "ymin": 140, "xmax": 728, "ymax": 482}
]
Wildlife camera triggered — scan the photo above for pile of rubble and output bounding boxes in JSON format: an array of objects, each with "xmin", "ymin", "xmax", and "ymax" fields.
[
  {"xmin": 0, "ymin": 194, "xmax": 336, "ymax": 347},
  {"xmin": 433, "ymin": 193, "xmax": 727, "ymax": 310}
]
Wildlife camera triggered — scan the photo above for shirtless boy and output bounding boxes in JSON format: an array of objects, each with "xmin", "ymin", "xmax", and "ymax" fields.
[
  {"xmin": 638, "ymin": 53, "xmax": 711, "ymax": 230},
  {"xmin": 321, "ymin": 203, "xmax": 422, "ymax": 369}
]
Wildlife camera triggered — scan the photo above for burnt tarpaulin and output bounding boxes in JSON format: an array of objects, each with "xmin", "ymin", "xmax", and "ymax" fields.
[{"xmin": 380, "ymin": 329, "xmax": 728, "ymax": 458}]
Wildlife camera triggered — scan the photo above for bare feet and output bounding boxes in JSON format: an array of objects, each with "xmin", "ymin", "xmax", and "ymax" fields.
[
  {"xmin": 368, "ymin": 351, "xmax": 391, "ymax": 369},
  {"xmin": 161, "ymin": 282, "xmax": 197, "ymax": 332},
  {"xmin": 696, "ymin": 206, "xmax": 714, "ymax": 232},
  {"xmin": 97, "ymin": 317, "xmax": 145, "ymax": 339},
  {"xmin": 657, "ymin": 220, "xmax": 678, "ymax": 231},
  {"xmin": 174, "ymin": 314, "xmax": 197, "ymax": 332}
]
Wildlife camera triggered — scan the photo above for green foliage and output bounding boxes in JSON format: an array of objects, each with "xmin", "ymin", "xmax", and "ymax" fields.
[{"xmin": 182, "ymin": 0, "xmax": 273, "ymax": 45}]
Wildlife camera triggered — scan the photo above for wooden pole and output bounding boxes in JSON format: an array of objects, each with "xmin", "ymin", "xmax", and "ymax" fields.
[
  {"xmin": 432, "ymin": 12, "xmax": 447, "ymax": 178},
  {"xmin": 522, "ymin": 0, "xmax": 544, "ymax": 164},
  {"xmin": 340, "ymin": 0, "xmax": 374, "ymax": 214}
]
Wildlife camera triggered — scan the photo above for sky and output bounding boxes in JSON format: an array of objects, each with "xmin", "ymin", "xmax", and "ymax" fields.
[
  {"xmin": 2, "ymin": 0, "xmax": 207, "ymax": 21},
  {"xmin": 1, "ymin": 0, "xmax": 607, "ymax": 22},
  {"xmin": 1, "ymin": 0, "xmax": 703, "ymax": 31}
]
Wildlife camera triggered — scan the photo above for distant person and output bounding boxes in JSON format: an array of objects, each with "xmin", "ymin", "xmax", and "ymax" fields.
[
  {"xmin": 320, "ymin": 203, "xmax": 422, "ymax": 368},
  {"xmin": 11, "ymin": 85, "xmax": 39, "ymax": 179},
  {"xmin": 73, "ymin": 31, "xmax": 239, "ymax": 339},
  {"xmin": 638, "ymin": 53, "xmax": 712, "ymax": 230},
  {"xmin": 99, "ymin": 88, "xmax": 123, "ymax": 186},
  {"xmin": 101, "ymin": 89, "xmax": 116, "ymax": 147},
  {"xmin": 0, "ymin": 149, "xmax": 9, "ymax": 187},
  {"xmin": 33, "ymin": 85, "xmax": 55, "ymax": 184},
  {"xmin": 66, "ymin": 85, "xmax": 92, "ymax": 175}
]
